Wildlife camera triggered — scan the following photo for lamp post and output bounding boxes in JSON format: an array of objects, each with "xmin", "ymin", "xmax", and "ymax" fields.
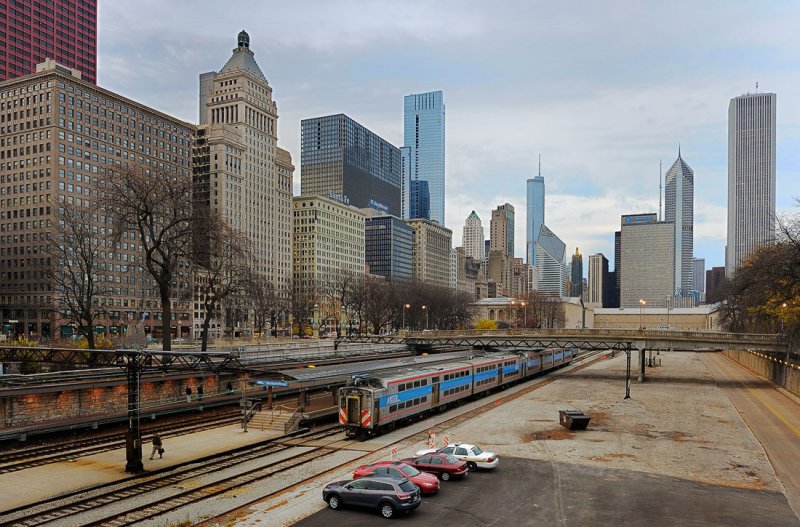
[
  {"xmin": 402, "ymin": 304, "xmax": 410, "ymax": 331},
  {"xmin": 521, "ymin": 301, "xmax": 526, "ymax": 328},
  {"xmin": 638, "ymin": 299, "xmax": 646, "ymax": 330},
  {"xmin": 421, "ymin": 305, "xmax": 428, "ymax": 330},
  {"xmin": 781, "ymin": 302, "xmax": 787, "ymax": 333},
  {"xmin": 313, "ymin": 303, "xmax": 319, "ymax": 337}
]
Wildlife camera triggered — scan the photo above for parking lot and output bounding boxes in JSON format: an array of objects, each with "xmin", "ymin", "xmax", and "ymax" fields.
[{"xmin": 296, "ymin": 456, "xmax": 798, "ymax": 526}]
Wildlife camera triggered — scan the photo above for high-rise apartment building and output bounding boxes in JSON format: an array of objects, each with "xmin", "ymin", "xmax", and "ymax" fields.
[
  {"xmin": 462, "ymin": 210, "xmax": 484, "ymax": 261},
  {"xmin": 621, "ymin": 220, "xmax": 675, "ymax": 307},
  {"xmin": 664, "ymin": 151, "xmax": 694, "ymax": 295},
  {"xmin": 364, "ymin": 213, "xmax": 412, "ymax": 281},
  {"xmin": 407, "ymin": 218, "xmax": 452, "ymax": 288},
  {"xmin": 490, "ymin": 203, "xmax": 514, "ymax": 257},
  {"xmin": 403, "ymin": 91, "xmax": 445, "ymax": 224},
  {"xmin": 197, "ymin": 31, "xmax": 294, "ymax": 306},
  {"xmin": 0, "ymin": 60, "xmax": 194, "ymax": 337},
  {"xmin": 301, "ymin": 114, "xmax": 401, "ymax": 216},
  {"xmin": 292, "ymin": 195, "xmax": 366, "ymax": 296},
  {"xmin": 0, "ymin": 1, "xmax": 97, "ymax": 84},
  {"xmin": 526, "ymin": 174, "xmax": 544, "ymax": 265},
  {"xmin": 535, "ymin": 225, "xmax": 567, "ymax": 296},
  {"xmin": 570, "ymin": 247, "xmax": 583, "ymax": 297},
  {"xmin": 726, "ymin": 92, "xmax": 777, "ymax": 277}
]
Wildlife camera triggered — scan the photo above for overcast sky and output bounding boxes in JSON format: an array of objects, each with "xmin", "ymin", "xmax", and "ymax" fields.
[{"xmin": 97, "ymin": 1, "xmax": 800, "ymax": 272}]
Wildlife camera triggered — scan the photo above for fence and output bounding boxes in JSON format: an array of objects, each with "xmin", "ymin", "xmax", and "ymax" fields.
[{"xmin": 723, "ymin": 349, "xmax": 800, "ymax": 398}]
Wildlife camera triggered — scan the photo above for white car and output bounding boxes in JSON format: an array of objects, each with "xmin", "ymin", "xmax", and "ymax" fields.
[{"xmin": 415, "ymin": 443, "xmax": 499, "ymax": 470}]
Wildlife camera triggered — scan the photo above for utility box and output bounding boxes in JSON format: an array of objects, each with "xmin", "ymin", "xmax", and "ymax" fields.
[{"xmin": 559, "ymin": 410, "xmax": 591, "ymax": 431}]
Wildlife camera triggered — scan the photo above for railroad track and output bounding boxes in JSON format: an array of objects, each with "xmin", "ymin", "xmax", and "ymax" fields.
[
  {"xmin": 0, "ymin": 425, "xmax": 344, "ymax": 527},
  {"xmin": 0, "ymin": 410, "xmax": 242, "ymax": 474}
]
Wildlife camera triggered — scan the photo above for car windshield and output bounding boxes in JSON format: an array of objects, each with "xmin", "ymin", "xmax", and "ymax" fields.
[
  {"xmin": 444, "ymin": 455, "xmax": 459, "ymax": 464},
  {"xmin": 471, "ymin": 446, "xmax": 483, "ymax": 455},
  {"xmin": 399, "ymin": 480, "xmax": 417, "ymax": 492},
  {"xmin": 400, "ymin": 465, "xmax": 420, "ymax": 477}
]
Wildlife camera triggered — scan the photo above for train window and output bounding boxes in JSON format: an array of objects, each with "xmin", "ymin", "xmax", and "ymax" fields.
[
  {"xmin": 414, "ymin": 398, "xmax": 420, "ymax": 405},
  {"xmin": 399, "ymin": 383, "xmax": 406, "ymax": 391},
  {"xmin": 414, "ymin": 381, "xmax": 420, "ymax": 388},
  {"xmin": 421, "ymin": 396, "xmax": 427, "ymax": 402},
  {"xmin": 390, "ymin": 404, "xmax": 397, "ymax": 412},
  {"xmin": 421, "ymin": 379, "xmax": 427, "ymax": 386},
  {"xmin": 432, "ymin": 377, "xmax": 440, "ymax": 383}
]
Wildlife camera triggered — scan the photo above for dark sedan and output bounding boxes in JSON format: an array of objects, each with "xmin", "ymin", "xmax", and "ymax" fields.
[
  {"xmin": 399, "ymin": 453, "xmax": 469, "ymax": 481},
  {"xmin": 322, "ymin": 475, "xmax": 422, "ymax": 519}
]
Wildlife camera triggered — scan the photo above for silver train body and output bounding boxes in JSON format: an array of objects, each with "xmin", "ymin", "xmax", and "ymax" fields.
[{"xmin": 338, "ymin": 347, "xmax": 575, "ymax": 437}]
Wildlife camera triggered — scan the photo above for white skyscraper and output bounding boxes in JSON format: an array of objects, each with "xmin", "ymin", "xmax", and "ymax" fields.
[
  {"xmin": 462, "ymin": 211, "xmax": 485, "ymax": 261},
  {"xmin": 664, "ymin": 151, "xmax": 694, "ymax": 295},
  {"xmin": 535, "ymin": 225, "xmax": 567, "ymax": 297},
  {"xmin": 726, "ymin": 92, "xmax": 777, "ymax": 277}
]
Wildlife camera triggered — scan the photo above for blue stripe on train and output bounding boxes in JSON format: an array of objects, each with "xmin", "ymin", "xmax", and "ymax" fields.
[
  {"xmin": 378, "ymin": 385, "xmax": 432, "ymax": 407},
  {"xmin": 474, "ymin": 369, "xmax": 499, "ymax": 381},
  {"xmin": 441, "ymin": 376, "xmax": 472, "ymax": 390}
]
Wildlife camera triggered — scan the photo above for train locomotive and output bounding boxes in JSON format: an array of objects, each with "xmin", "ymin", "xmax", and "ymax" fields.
[{"xmin": 339, "ymin": 347, "xmax": 575, "ymax": 438}]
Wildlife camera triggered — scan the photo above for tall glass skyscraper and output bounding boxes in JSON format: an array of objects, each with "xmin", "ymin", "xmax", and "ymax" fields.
[
  {"xmin": 726, "ymin": 92, "xmax": 776, "ymax": 277},
  {"xmin": 403, "ymin": 91, "xmax": 445, "ymax": 224},
  {"xmin": 665, "ymin": 151, "xmax": 694, "ymax": 296},
  {"xmin": 526, "ymin": 175, "xmax": 545, "ymax": 265}
]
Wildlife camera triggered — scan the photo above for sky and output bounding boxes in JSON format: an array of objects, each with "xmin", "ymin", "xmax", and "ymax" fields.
[{"xmin": 97, "ymin": 1, "xmax": 800, "ymax": 273}]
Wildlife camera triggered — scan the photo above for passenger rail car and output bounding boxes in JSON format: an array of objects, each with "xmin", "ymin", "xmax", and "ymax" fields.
[{"xmin": 340, "ymin": 347, "xmax": 577, "ymax": 438}]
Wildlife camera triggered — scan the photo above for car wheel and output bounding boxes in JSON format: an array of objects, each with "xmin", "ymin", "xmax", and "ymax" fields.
[
  {"xmin": 440, "ymin": 471, "xmax": 450, "ymax": 481},
  {"xmin": 327, "ymin": 494, "xmax": 342, "ymax": 510},
  {"xmin": 380, "ymin": 502, "xmax": 395, "ymax": 518},
  {"xmin": 467, "ymin": 462, "xmax": 477, "ymax": 471}
]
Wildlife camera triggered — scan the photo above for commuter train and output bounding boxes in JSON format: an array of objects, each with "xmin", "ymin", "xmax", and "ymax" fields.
[{"xmin": 338, "ymin": 347, "xmax": 576, "ymax": 438}]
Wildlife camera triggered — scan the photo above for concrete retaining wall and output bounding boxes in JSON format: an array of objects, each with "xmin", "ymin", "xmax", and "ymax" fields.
[{"xmin": 723, "ymin": 349, "xmax": 800, "ymax": 398}]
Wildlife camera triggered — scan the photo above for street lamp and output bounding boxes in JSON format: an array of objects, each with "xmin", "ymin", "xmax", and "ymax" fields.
[
  {"xmin": 638, "ymin": 299, "xmax": 646, "ymax": 330},
  {"xmin": 781, "ymin": 302, "xmax": 787, "ymax": 333},
  {"xmin": 313, "ymin": 303, "xmax": 319, "ymax": 337},
  {"xmin": 521, "ymin": 301, "xmax": 527, "ymax": 328},
  {"xmin": 421, "ymin": 305, "xmax": 428, "ymax": 330},
  {"xmin": 402, "ymin": 304, "xmax": 410, "ymax": 331}
]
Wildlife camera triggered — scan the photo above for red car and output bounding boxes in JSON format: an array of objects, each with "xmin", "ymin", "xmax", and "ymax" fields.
[
  {"xmin": 353, "ymin": 461, "xmax": 440, "ymax": 495},
  {"xmin": 399, "ymin": 453, "xmax": 469, "ymax": 481}
]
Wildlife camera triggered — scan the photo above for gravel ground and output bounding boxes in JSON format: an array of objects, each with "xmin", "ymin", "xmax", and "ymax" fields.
[{"xmin": 217, "ymin": 351, "xmax": 782, "ymax": 527}]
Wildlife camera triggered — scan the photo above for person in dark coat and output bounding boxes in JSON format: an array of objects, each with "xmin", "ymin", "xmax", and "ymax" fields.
[
  {"xmin": 185, "ymin": 386, "xmax": 192, "ymax": 403},
  {"xmin": 149, "ymin": 432, "xmax": 163, "ymax": 460},
  {"xmin": 198, "ymin": 385, "xmax": 204, "ymax": 400}
]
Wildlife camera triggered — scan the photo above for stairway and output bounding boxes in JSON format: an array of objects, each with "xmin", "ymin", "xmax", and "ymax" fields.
[{"xmin": 248, "ymin": 405, "xmax": 298, "ymax": 434}]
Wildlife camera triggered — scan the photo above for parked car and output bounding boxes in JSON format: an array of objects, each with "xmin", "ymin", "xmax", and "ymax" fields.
[
  {"xmin": 416, "ymin": 443, "xmax": 499, "ymax": 470},
  {"xmin": 353, "ymin": 461, "xmax": 440, "ymax": 495},
  {"xmin": 322, "ymin": 475, "xmax": 422, "ymax": 519},
  {"xmin": 399, "ymin": 453, "xmax": 469, "ymax": 481}
]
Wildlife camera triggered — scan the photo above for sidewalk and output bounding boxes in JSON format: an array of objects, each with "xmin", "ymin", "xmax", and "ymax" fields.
[{"xmin": 0, "ymin": 423, "xmax": 278, "ymax": 512}]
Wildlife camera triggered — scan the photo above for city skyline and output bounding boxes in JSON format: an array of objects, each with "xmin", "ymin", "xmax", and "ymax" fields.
[{"xmin": 96, "ymin": 2, "xmax": 800, "ymax": 271}]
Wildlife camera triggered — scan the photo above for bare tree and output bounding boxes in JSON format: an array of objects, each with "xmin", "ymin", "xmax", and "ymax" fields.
[
  {"xmin": 292, "ymin": 280, "xmax": 320, "ymax": 337},
  {"xmin": 106, "ymin": 165, "xmax": 193, "ymax": 350},
  {"xmin": 193, "ymin": 212, "xmax": 250, "ymax": 351},
  {"xmin": 47, "ymin": 203, "xmax": 107, "ymax": 349},
  {"xmin": 363, "ymin": 275, "xmax": 394, "ymax": 334}
]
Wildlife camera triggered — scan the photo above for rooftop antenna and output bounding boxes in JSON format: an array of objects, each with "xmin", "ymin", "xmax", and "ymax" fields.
[
  {"xmin": 538, "ymin": 154, "xmax": 541, "ymax": 177},
  {"xmin": 658, "ymin": 159, "xmax": 662, "ymax": 221},
  {"xmin": 755, "ymin": 81, "xmax": 759, "ymax": 93}
]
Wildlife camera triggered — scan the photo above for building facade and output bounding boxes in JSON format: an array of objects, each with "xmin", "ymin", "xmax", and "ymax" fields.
[
  {"xmin": 0, "ymin": 1, "xmax": 97, "ymax": 84},
  {"xmin": 462, "ymin": 210, "xmax": 484, "ymax": 262},
  {"xmin": 570, "ymin": 248, "xmax": 583, "ymax": 297},
  {"xmin": 535, "ymin": 224, "xmax": 567, "ymax": 296},
  {"xmin": 620, "ymin": 220, "xmax": 675, "ymax": 308},
  {"xmin": 292, "ymin": 195, "xmax": 366, "ymax": 296},
  {"xmin": 526, "ymin": 174, "xmax": 544, "ymax": 265},
  {"xmin": 664, "ymin": 151, "xmax": 694, "ymax": 295},
  {"xmin": 403, "ymin": 91, "xmax": 445, "ymax": 224},
  {"xmin": 587, "ymin": 253, "xmax": 609, "ymax": 307},
  {"xmin": 705, "ymin": 266, "xmax": 726, "ymax": 303},
  {"xmin": 490, "ymin": 203, "xmax": 514, "ymax": 257},
  {"xmin": 0, "ymin": 60, "xmax": 194, "ymax": 338},
  {"xmin": 726, "ymin": 92, "xmax": 777, "ymax": 277},
  {"xmin": 407, "ymin": 218, "xmax": 452, "ymax": 289},
  {"xmin": 693, "ymin": 257, "xmax": 705, "ymax": 294},
  {"xmin": 364, "ymin": 213, "xmax": 412, "ymax": 281},
  {"xmin": 301, "ymin": 113, "xmax": 401, "ymax": 216},
  {"xmin": 196, "ymin": 31, "xmax": 294, "ymax": 320}
]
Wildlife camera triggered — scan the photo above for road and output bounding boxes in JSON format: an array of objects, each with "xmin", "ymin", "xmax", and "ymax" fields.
[{"xmin": 705, "ymin": 353, "xmax": 800, "ymax": 518}]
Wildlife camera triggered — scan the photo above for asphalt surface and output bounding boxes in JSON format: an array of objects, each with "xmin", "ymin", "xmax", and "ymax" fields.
[{"xmin": 296, "ymin": 456, "xmax": 799, "ymax": 526}]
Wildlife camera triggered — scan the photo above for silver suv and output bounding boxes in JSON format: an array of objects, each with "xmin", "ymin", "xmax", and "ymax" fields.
[{"xmin": 322, "ymin": 475, "xmax": 422, "ymax": 519}]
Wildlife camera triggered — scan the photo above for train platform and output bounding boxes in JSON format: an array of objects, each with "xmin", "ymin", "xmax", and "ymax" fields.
[{"xmin": 0, "ymin": 392, "xmax": 338, "ymax": 514}]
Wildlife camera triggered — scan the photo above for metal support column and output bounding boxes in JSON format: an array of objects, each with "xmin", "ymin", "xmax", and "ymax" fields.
[
  {"xmin": 124, "ymin": 352, "xmax": 144, "ymax": 473},
  {"xmin": 625, "ymin": 349, "xmax": 631, "ymax": 400}
]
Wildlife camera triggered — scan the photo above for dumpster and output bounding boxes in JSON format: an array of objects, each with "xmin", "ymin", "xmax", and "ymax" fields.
[{"xmin": 559, "ymin": 410, "xmax": 591, "ymax": 430}]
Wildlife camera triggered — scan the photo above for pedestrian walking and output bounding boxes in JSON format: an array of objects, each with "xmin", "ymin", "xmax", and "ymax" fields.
[
  {"xmin": 198, "ymin": 385, "xmax": 204, "ymax": 401},
  {"xmin": 149, "ymin": 432, "xmax": 163, "ymax": 460},
  {"xmin": 185, "ymin": 386, "xmax": 192, "ymax": 403}
]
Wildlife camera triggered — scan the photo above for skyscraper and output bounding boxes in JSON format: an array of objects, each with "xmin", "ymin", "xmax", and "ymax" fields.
[
  {"xmin": 536, "ymin": 225, "xmax": 567, "ymax": 296},
  {"xmin": 664, "ymin": 151, "xmax": 694, "ymax": 295},
  {"xmin": 587, "ymin": 253, "xmax": 610, "ymax": 307},
  {"xmin": 693, "ymin": 258, "xmax": 705, "ymax": 294},
  {"xmin": 463, "ymin": 211, "xmax": 485, "ymax": 261},
  {"xmin": 621, "ymin": 219, "xmax": 675, "ymax": 308},
  {"xmin": 197, "ymin": 31, "xmax": 294, "ymax": 305},
  {"xmin": 0, "ymin": 1, "xmax": 97, "ymax": 84},
  {"xmin": 364, "ymin": 213, "xmax": 413, "ymax": 281},
  {"xmin": 301, "ymin": 114, "xmax": 401, "ymax": 216},
  {"xmin": 403, "ymin": 91, "xmax": 445, "ymax": 224},
  {"xmin": 526, "ymin": 174, "xmax": 545, "ymax": 265},
  {"xmin": 570, "ymin": 248, "xmax": 583, "ymax": 297},
  {"xmin": 726, "ymin": 92, "xmax": 777, "ymax": 276},
  {"xmin": 490, "ymin": 203, "xmax": 515, "ymax": 257}
]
